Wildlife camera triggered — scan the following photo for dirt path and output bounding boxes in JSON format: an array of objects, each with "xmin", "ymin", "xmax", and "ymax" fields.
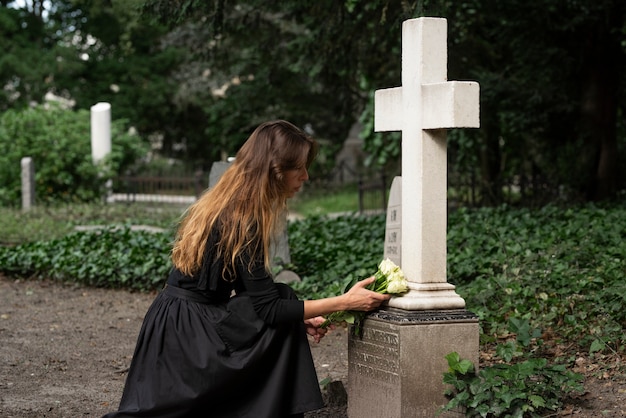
[{"xmin": 0, "ymin": 276, "xmax": 624, "ymax": 417}]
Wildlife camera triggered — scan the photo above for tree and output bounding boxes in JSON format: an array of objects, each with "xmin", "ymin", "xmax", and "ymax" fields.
[
  {"xmin": 140, "ymin": 0, "xmax": 626, "ymax": 202},
  {"xmin": 2, "ymin": 0, "xmax": 624, "ymax": 202},
  {"xmin": 138, "ymin": 0, "xmax": 422, "ymax": 172},
  {"xmin": 445, "ymin": 0, "xmax": 625, "ymax": 202},
  {"xmin": 0, "ymin": 3, "xmax": 67, "ymax": 111},
  {"xmin": 1, "ymin": 0, "xmax": 183, "ymax": 162}
]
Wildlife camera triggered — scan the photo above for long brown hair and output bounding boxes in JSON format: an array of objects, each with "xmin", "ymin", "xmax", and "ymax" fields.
[{"xmin": 171, "ymin": 120, "xmax": 318, "ymax": 278}]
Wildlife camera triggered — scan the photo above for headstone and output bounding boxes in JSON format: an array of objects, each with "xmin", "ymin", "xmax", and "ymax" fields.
[
  {"xmin": 90, "ymin": 102, "xmax": 112, "ymax": 164},
  {"xmin": 208, "ymin": 161, "xmax": 297, "ymax": 276},
  {"xmin": 208, "ymin": 161, "xmax": 232, "ymax": 189},
  {"xmin": 348, "ymin": 18, "xmax": 480, "ymax": 417},
  {"xmin": 348, "ymin": 312, "xmax": 479, "ymax": 417},
  {"xmin": 383, "ymin": 176, "xmax": 402, "ymax": 266},
  {"xmin": 91, "ymin": 102, "xmax": 112, "ymax": 199},
  {"xmin": 374, "ymin": 17, "xmax": 479, "ymax": 311},
  {"xmin": 274, "ymin": 269, "xmax": 301, "ymax": 284},
  {"xmin": 21, "ymin": 157, "xmax": 35, "ymax": 211}
]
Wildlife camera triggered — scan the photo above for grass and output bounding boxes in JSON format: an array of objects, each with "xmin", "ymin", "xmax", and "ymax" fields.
[
  {"xmin": 0, "ymin": 187, "xmax": 365, "ymax": 245},
  {"xmin": 289, "ymin": 183, "xmax": 386, "ymax": 217},
  {"xmin": 0, "ymin": 203, "xmax": 186, "ymax": 245}
]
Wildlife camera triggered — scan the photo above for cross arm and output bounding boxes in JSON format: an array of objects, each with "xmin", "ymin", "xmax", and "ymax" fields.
[
  {"xmin": 422, "ymin": 81, "xmax": 480, "ymax": 129},
  {"xmin": 374, "ymin": 81, "xmax": 480, "ymax": 132},
  {"xmin": 374, "ymin": 87, "xmax": 403, "ymax": 132}
]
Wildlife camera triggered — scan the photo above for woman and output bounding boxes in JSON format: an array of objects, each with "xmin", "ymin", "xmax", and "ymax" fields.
[{"xmin": 103, "ymin": 120, "xmax": 390, "ymax": 418}]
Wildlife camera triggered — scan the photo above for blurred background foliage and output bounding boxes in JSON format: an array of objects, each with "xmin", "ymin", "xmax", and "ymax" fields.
[{"xmin": 0, "ymin": 0, "xmax": 625, "ymax": 206}]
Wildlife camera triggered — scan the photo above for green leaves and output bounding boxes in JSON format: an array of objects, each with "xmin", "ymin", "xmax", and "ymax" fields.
[
  {"xmin": 0, "ymin": 106, "xmax": 148, "ymax": 205},
  {"xmin": 0, "ymin": 225, "xmax": 173, "ymax": 291},
  {"xmin": 0, "ymin": 201, "xmax": 624, "ymax": 368},
  {"xmin": 508, "ymin": 317, "xmax": 542, "ymax": 348},
  {"xmin": 288, "ymin": 213, "xmax": 385, "ymax": 299},
  {"xmin": 448, "ymin": 204, "xmax": 626, "ymax": 354},
  {"xmin": 445, "ymin": 352, "xmax": 475, "ymax": 375},
  {"xmin": 442, "ymin": 338, "xmax": 584, "ymax": 416}
]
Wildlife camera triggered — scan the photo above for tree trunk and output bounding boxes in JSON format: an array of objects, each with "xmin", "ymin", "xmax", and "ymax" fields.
[
  {"xmin": 478, "ymin": 103, "xmax": 503, "ymax": 205},
  {"xmin": 579, "ymin": 11, "xmax": 623, "ymax": 201}
]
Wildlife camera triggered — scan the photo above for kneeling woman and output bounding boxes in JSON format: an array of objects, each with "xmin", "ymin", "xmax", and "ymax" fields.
[{"xmin": 103, "ymin": 120, "xmax": 389, "ymax": 418}]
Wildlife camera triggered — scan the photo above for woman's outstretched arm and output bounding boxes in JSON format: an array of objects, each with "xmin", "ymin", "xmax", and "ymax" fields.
[{"xmin": 302, "ymin": 277, "xmax": 390, "ymax": 320}]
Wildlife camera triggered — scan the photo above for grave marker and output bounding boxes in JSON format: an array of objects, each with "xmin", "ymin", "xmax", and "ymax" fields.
[
  {"xmin": 348, "ymin": 17, "xmax": 480, "ymax": 417},
  {"xmin": 90, "ymin": 102, "xmax": 112, "ymax": 164},
  {"xmin": 91, "ymin": 102, "xmax": 112, "ymax": 199},
  {"xmin": 376, "ymin": 17, "xmax": 479, "ymax": 310},
  {"xmin": 21, "ymin": 157, "xmax": 35, "ymax": 211},
  {"xmin": 208, "ymin": 160, "xmax": 298, "ymax": 281}
]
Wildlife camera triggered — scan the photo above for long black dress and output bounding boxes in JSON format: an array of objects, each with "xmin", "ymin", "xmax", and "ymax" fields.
[{"xmin": 102, "ymin": 230, "xmax": 324, "ymax": 418}]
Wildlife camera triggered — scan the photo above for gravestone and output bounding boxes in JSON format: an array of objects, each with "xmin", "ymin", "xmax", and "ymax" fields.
[
  {"xmin": 21, "ymin": 157, "xmax": 35, "ymax": 211},
  {"xmin": 348, "ymin": 18, "xmax": 480, "ymax": 417},
  {"xmin": 383, "ymin": 176, "xmax": 402, "ymax": 266},
  {"xmin": 90, "ymin": 102, "xmax": 111, "ymax": 164},
  {"xmin": 208, "ymin": 161, "xmax": 232, "ymax": 189},
  {"xmin": 91, "ymin": 102, "xmax": 112, "ymax": 199},
  {"xmin": 208, "ymin": 160, "xmax": 299, "ymax": 283}
]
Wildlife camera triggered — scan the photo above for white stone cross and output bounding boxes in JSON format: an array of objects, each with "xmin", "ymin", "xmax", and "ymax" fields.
[{"xmin": 375, "ymin": 17, "xmax": 479, "ymax": 310}]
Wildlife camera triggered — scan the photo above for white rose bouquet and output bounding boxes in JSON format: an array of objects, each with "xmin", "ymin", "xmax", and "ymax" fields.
[{"xmin": 320, "ymin": 258, "xmax": 409, "ymax": 335}]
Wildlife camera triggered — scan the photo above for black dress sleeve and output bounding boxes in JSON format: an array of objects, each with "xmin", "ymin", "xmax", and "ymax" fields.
[{"xmin": 236, "ymin": 249, "xmax": 304, "ymax": 325}]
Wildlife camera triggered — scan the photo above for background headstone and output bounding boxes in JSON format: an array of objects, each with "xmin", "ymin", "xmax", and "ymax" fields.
[
  {"xmin": 91, "ymin": 102, "xmax": 112, "ymax": 199},
  {"xmin": 208, "ymin": 161, "xmax": 232, "ymax": 189},
  {"xmin": 383, "ymin": 176, "xmax": 402, "ymax": 266},
  {"xmin": 90, "ymin": 102, "xmax": 111, "ymax": 164},
  {"xmin": 334, "ymin": 122, "xmax": 366, "ymax": 183},
  {"xmin": 208, "ymin": 160, "xmax": 297, "ymax": 279},
  {"xmin": 21, "ymin": 157, "xmax": 35, "ymax": 211}
]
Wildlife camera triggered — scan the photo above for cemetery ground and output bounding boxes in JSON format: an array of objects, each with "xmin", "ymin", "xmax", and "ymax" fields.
[{"xmin": 1, "ymin": 274, "xmax": 624, "ymax": 418}]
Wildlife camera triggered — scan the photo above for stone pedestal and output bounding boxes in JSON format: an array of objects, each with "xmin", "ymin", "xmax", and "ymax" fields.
[{"xmin": 348, "ymin": 309, "xmax": 479, "ymax": 418}]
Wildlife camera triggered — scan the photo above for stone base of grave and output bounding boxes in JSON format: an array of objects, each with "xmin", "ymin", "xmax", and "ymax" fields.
[{"xmin": 347, "ymin": 308, "xmax": 479, "ymax": 418}]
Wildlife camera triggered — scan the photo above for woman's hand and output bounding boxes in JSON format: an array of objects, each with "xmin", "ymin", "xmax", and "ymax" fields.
[
  {"xmin": 304, "ymin": 316, "xmax": 333, "ymax": 343},
  {"xmin": 302, "ymin": 277, "xmax": 392, "ymax": 320},
  {"xmin": 343, "ymin": 276, "xmax": 391, "ymax": 311}
]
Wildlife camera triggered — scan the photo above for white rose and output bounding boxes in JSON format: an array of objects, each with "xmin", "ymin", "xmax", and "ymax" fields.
[
  {"xmin": 387, "ymin": 269, "xmax": 405, "ymax": 283},
  {"xmin": 378, "ymin": 258, "xmax": 397, "ymax": 276},
  {"xmin": 387, "ymin": 278, "xmax": 409, "ymax": 294}
]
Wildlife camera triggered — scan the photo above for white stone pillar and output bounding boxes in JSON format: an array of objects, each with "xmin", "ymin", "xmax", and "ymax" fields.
[
  {"xmin": 91, "ymin": 102, "xmax": 112, "ymax": 200},
  {"xmin": 21, "ymin": 157, "xmax": 35, "ymax": 211},
  {"xmin": 90, "ymin": 102, "xmax": 112, "ymax": 164}
]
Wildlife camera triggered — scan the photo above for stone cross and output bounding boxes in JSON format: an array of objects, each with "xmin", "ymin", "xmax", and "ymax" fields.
[{"xmin": 375, "ymin": 17, "xmax": 479, "ymax": 310}]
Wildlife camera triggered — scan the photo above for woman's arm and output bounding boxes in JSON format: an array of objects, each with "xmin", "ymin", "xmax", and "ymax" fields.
[{"xmin": 302, "ymin": 277, "xmax": 390, "ymax": 320}]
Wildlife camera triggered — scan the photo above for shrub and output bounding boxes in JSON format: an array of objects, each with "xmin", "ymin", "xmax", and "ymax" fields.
[{"xmin": 0, "ymin": 104, "xmax": 148, "ymax": 206}]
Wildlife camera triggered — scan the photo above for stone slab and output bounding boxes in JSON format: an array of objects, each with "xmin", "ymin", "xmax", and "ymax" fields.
[{"xmin": 348, "ymin": 309, "xmax": 479, "ymax": 417}]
